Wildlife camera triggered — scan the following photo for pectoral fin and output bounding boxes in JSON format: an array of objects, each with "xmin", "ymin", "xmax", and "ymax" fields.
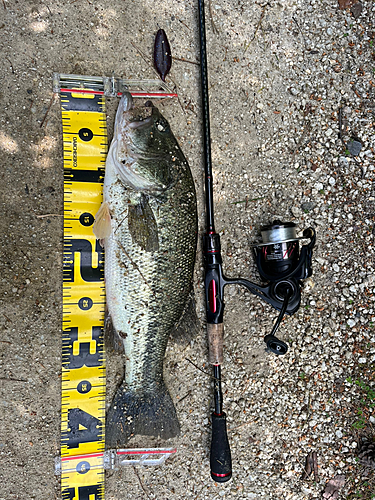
[
  {"xmin": 128, "ymin": 195, "xmax": 159, "ymax": 252},
  {"xmin": 93, "ymin": 201, "xmax": 112, "ymax": 241}
]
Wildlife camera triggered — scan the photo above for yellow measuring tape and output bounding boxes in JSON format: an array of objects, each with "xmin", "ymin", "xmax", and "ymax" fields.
[{"xmin": 60, "ymin": 89, "xmax": 107, "ymax": 499}]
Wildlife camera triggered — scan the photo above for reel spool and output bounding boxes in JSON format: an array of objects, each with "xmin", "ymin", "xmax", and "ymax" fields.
[{"xmin": 257, "ymin": 221, "xmax": 300, "ymax": 277}]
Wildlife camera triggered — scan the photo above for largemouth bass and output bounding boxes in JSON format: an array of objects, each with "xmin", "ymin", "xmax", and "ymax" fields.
[{"xmin": 93, "ymin": 93, "xmax": 197, "ymax": 447}]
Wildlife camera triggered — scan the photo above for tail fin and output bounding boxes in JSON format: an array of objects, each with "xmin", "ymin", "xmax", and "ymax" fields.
[{"xmin": 105, "ymin": 381, "xmax": 180, "ymax": 448}]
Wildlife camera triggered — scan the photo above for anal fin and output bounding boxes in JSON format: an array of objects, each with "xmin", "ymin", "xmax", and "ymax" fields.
[
  {"xmin": 105, "ymin": 311, "xmax": 124, "ymax": 354},
  {"xmin": 170, "ymin": 292, "xmax": 200, "ymax": 344}
]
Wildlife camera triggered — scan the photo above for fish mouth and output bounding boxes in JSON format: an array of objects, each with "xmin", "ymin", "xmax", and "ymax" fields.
[
  {"xmin": 113, "ymin": 98, "xmax": 165, "ymax": 191},
  {"xmin": 127, "ymin": 102, "xmax": 155, "ymax": 131},
  {"xmin": 119, "ymin": 91, "xmax": 134, "ymax": 113},
  {"xmin": 113, "ymin": 92, "xmax": 134, "ymax": 137},
  {"xmin": 119, "ymin": 93, "xmax": 156, "ymax": 131},
  {"xmin": 123, "ymin": 92, "xmax": 134, "ymax": 111},
  {"xmin": 128, "ymin": 115, "xmax": 153, "ymax": 130}
]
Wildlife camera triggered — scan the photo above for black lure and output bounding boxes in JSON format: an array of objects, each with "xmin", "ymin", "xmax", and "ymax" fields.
[{"xmin": 154, "ymin": 29, "xmax": 172, "ymax": 81}]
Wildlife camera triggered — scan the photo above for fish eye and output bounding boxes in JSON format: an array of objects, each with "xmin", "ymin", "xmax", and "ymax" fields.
[{"xmin": 156, "ymin": 119, "xmax": 169, "ymax": 133}]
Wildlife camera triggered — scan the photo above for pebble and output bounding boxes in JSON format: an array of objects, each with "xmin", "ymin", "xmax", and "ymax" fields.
[
  {"xmin": 347, "ymin": 139, "xmax": 363, "ymax": 156},
  {"xmin": 301, "ymin": 201, "xmax": 316, "ymax": 212},
  {"xmin": 351, "ymin": 2, "xmax": 363, "ymax": 18}
]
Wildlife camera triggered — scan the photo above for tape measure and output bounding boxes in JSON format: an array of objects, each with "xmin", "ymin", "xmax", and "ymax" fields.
[
  {"xmin": 60, "ymin": 87, "xmax": 107, "ymax": 500},
  {"xmin": 57, "ymin": 74, "xmax": 179, "ymax": 498}
]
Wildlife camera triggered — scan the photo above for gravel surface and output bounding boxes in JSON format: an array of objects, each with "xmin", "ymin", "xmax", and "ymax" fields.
[{"xmin": 1, "ymin": 0, "xmax": 375, "ymax": 499}]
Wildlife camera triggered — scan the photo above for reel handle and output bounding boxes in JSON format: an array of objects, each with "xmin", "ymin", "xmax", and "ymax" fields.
[
  {"xmin": 263, "ymin": 285, "xmax": 293, "ymax": 355},
  {"xmin": 264, "ymin": 334, "xmax": 288, "ymax": 355},
  {"xmin": 210, "ymin": 412, "xmax": 232, "ymax": 482}
]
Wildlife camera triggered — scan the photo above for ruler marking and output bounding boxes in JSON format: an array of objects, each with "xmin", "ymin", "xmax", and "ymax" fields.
[
  {"xmin": 63, "ymin": 384, "xmax": 105, "ymax": 392},
  {"xmin": 63, "ymin": 132, "xmax": 108, "ymax": 138}
]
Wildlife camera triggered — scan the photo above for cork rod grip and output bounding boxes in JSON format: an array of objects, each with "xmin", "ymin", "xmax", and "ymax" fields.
[{"xmin": 207, "ymin": 323, "xmax": 224, "ymax": 365}]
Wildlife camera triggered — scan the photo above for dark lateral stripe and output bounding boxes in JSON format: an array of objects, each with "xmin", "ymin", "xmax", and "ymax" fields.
[{"xmin": 64, "ymin": 168, "xmax": 105, "ymax": 183}]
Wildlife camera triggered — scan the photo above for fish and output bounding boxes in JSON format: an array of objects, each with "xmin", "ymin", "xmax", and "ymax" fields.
[{"xmin": 93, "ymin": 92, "xmax": 197, "ymax": 447}]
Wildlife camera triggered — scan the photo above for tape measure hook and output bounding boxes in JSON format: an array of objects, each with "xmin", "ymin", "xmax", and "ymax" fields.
[
  {"xmin": 114, "ymin": 448, "xmax": 177, "ymax": 468},
  {"xmin": 55, "ymin": 73, "xmax": 178, "ymax": 98},
  {"xmin": 55, "ymin": 448, "xmax": 177, "ymax": 474}
]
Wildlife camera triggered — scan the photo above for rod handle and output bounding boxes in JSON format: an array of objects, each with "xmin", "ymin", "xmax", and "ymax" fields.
[
  {"xmin": 207, "ymin": 323, "xmax": 224, "ymax": 364},
  {"xmin": 210, "ymin": 412, "xmax": 232, "ymax": 482}
]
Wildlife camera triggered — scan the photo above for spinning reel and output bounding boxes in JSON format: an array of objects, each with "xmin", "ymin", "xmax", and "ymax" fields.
[
  {"xmin": 204, "ymin": 220, "xmax": 316, "ymax": 356},
  {"xmin": 252, "ymin": 220, "xmax": 316, "ymax": 354}
]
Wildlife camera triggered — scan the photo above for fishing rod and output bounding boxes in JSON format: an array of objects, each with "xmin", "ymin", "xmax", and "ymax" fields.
[
  {"xmin": 197, "ymin": 0, "xmax": 316, "ymax": 482},
  {"xmin": 198, "ymin": 0, "xmax": 232, "ymax": 483}
]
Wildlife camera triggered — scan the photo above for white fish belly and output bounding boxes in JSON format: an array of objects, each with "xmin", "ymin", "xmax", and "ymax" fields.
[{"xmin": 103, "ymin": 157, "xmax": 157, "ymax": 389}]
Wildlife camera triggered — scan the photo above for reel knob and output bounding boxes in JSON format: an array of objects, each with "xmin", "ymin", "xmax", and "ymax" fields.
[{"xmin": 264, "ymin": 334, "xmax": 288, "ymax": 355}]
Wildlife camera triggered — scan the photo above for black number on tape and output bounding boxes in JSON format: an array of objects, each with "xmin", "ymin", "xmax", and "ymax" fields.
[
  {"xmin": 62, "ymin": 326, "xmax": 103, "ymax": 369},
  {"xmin": 64, "ymin": 168, "xmax": 105, "ymax": 184},
  {"xmin": 62, "ymin": 485, "xmax": 102, "ymax": 500},
  {"xmin": 78, "ymin": 485, "xmax": 102, "ymax": 499},
  {"xmin": 62, "ymin": 488, "xmax": 75, "ymax": 500},
  {"xmin": 78, "ymin": 128, "xmax": 94, "ymax": 142},
  {"xmin": 65, "ymin": 408, "xmax": 102, "ymax": 449},
  {"xmin": 64, "ymin": 239, "xmax": 103, "ymax": 282},
  {"xmin": 61, "ymin": 92, "xmax": 103, "ymax": 112}
]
